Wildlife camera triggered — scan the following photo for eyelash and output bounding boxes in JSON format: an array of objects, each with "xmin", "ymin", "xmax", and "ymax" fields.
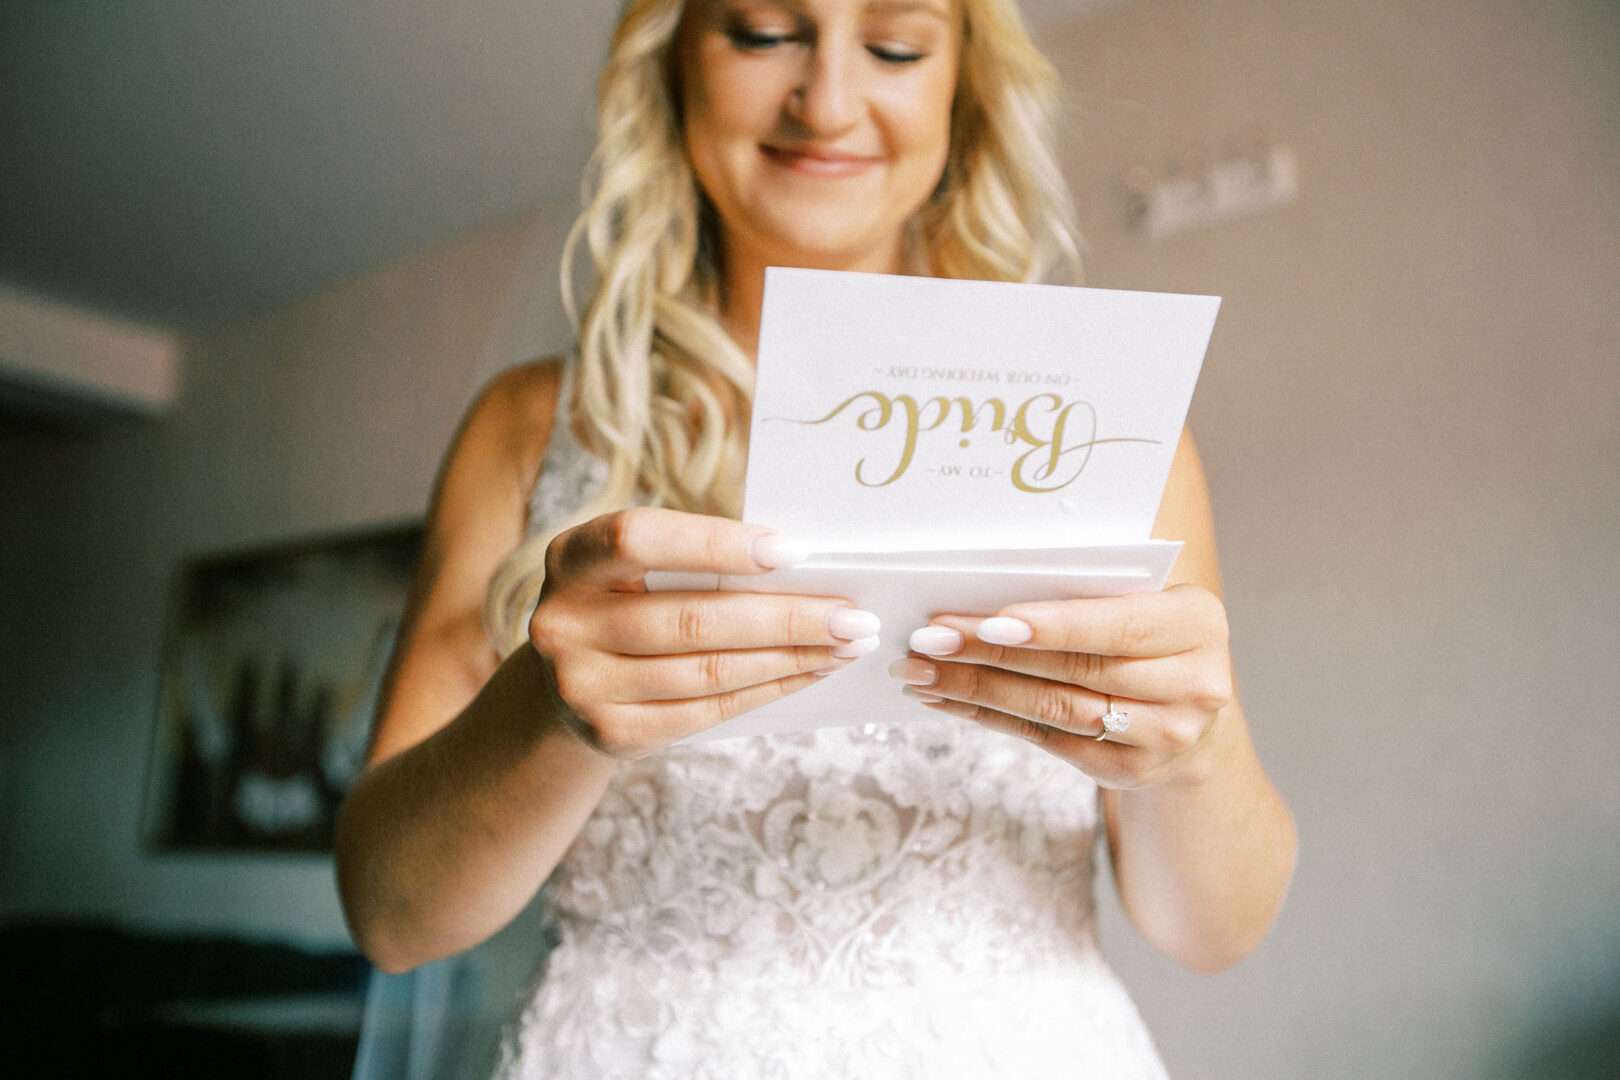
[{"xmin": 723, "ymin": 26, "xmax": 927, "ymax": 65}]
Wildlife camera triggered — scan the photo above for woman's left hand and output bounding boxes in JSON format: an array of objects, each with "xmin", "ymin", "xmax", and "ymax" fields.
[{"xmin": 892, "ymin": 584, "xmax": 1235, "ymax": 789}]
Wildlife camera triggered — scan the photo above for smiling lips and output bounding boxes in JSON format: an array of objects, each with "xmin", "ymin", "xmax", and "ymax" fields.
[{"xmin": 760, "ymin": 143, "xmax": 881, "ymax": 177}]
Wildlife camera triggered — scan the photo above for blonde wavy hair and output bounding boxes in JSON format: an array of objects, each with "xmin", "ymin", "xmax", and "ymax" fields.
[{"xmin": 485, "ymin": 0, "xmax": 1083, "ymax": 654}]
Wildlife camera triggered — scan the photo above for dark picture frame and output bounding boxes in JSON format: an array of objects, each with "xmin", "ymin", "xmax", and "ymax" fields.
[{"xmin": 143, "ymin": 521, "xmax": 422, "ymax": 853}]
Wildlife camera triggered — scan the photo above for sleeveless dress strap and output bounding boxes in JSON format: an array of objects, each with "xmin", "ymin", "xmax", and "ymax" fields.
[{"xmin": 525, "ymin": 359, "xmax": 609, "ymax": 540}]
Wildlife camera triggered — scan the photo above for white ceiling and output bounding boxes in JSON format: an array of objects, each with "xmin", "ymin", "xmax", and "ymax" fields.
[{"xmin": 0, "ymin": 1, "xmax": 1124, "ymax": 330}]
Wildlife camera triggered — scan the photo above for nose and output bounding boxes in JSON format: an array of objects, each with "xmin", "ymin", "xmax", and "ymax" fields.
[{"xmin": 788, "ymin": 40, "xmax": 860, "ymax": 135}]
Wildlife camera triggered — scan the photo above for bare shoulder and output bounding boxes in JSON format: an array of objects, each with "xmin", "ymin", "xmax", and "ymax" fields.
[
  {"xmin": 366, "ymin": 357, "xmax": 566, "ymax": 764},
  {"xmin": 459, "ymin": 358, "xmax": 566, "ymax": 496},
  {"xmin": 1151, "ymin": 426, "xmax": 1224, "ymax": 596}
]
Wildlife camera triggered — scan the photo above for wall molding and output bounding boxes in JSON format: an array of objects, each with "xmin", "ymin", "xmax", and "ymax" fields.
[{"xmin": 0, "ymin": 286, "xmax": 180, "ymax": 415}]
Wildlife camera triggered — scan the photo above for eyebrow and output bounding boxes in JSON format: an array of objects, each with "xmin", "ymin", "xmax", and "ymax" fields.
[
  {"xmin": 754, "ymin": 0, "xmax": 953, "ymax": 22},
  {"xmin": 863, "ymin": 0, "xmax": 952, "ymax": 19}
]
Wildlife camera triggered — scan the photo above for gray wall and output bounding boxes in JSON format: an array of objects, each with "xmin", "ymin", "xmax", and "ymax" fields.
[
  {"xmin": 0, "ymin": 203, "xmax": 575, "ymax": 944},
  {"xmin": 1047, "ymin": 0, "xmax": 1620, "ymax": 1076},
  {"xmin": 1, "ymin": 0, "xmax": 1617, "ymax": 1076}
]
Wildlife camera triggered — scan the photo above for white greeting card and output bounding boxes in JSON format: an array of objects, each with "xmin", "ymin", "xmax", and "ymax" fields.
[
  {"xmin": 651, "ymin": 268, "xmax": 1219, "ymax": 742},
  {"xmin": 746, "ymin": 268, "xmax": 1218, "ymax": 550}
]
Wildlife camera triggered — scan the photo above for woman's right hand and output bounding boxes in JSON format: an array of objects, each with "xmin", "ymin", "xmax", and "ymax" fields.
[{"xmin": 529, "ymin": 507, "xmax": 879, "ymax": 758}]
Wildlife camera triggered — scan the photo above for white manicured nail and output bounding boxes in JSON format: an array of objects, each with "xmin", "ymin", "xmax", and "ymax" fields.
[
  {"xmin": 813, "ymin": 662, "xmax": 849, "ymax": 677},
  {"xmin": 832, "ymin": 635, "xmax": 881, "ymax": 659},
  {"xmin": 909, "ymin": 626, "xmax": 963, "ymax": 657},
  {"xmin": 749, "ymin": 534, "xmax": 809, "ymax": 570},
  {"xmin": 905, "ymin": 687, "xmax": 945, "ymax": 704},
  {"xmin": 827, "ymin": 607, "xmax": 880, "ymax": 640},
  {"xmin": 977, "ymin": 617, "xmax": 1033, "ymax": 645}
]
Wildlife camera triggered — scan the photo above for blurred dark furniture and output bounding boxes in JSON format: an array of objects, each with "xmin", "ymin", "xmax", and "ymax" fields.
[{"xmin": 1, "ymin": 921, "xmax": 369, "ymax": 1079}]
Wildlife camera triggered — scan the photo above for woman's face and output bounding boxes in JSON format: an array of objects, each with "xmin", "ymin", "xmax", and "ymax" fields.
[{"xmin": 676, "ymin": 0, "xmax": 961, "ymax": 275}]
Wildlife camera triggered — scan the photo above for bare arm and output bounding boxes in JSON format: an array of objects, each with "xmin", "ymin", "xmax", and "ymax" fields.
[
  {"xmin": 335, "ymin": 361, "xmax": 879, "ymax": 973},
  {"xmin": 334, "ymin": 360, "xmax": 616, "ymax": 973},
  {"xmin": 897, "ymin": 428, "xmax": 1296, "ymax": 973},
  {"xmin": 1099, "ymin": 429, "xmax": 1296, "ymax": 972}
]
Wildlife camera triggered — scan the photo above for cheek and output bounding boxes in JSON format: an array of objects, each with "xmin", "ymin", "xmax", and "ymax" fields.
[
  {"xmin": 884, "ymin": 80, "xmax": 956, "ymax": 172},
  {"xmin": 682, "ymin": 62, "xmax": 754, "ymax": 206},
  {"xmin": 686, "ymin": 46, "xmax": 778, "ymax": 151}
]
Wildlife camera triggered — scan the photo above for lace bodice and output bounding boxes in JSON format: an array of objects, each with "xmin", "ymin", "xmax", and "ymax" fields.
[{"xmin": 494, "ymin": 364, "xmax": 1166, "ymax": 1079}]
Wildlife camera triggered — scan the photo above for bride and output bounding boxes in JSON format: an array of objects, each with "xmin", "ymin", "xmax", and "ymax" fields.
[{"xmin": 335, "ymin": 0, "xmax": 1297, "ymax": 1076}]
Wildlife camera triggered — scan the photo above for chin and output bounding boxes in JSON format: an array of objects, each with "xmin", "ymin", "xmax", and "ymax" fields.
[
  {"xmin": 767, "ymin": 240, "xmax": 893, "ymax": 272},
  {"xmin": 751, "ymin": 214, "xmax": 903, "ymax": 271}
]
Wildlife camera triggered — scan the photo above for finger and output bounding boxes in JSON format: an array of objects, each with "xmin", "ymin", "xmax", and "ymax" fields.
[
  {"xmin": 578, "ymin": 592, "xmax": 872, "ymax": 655},
  {"xmin": 548, "ymin": 507, "xmax": 804, "ymax": 588},
  {"xmin": 905, "ymin": 661, "xmax": 1139, "ymax": 745},
  {"xmin": 903, "ymin": 632, "xmax": 1205, "ymax": 702},
  {"xmin": 632, "ymin": 670, "xmax": 829, "ymax": 745},
  {"xmin": 913, "ymin": 695, "xmax": 1134, "ymax": 767},
  {"xmin": 933, "ymin": 584, "xmax": 1227, "ymax": 659},
  {"xmin": 604, "ymin": 644, "xmax": 847, "ymax": 702}
]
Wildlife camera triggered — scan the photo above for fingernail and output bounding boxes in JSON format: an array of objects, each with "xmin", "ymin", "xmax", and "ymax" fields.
[
  {"xmin": 813, "ymin": 661, "xmax": 850, "ymax": 676},
  {"xmin": 832, "ymin": 634, "xmax": 880, "ymax": 659},
  {"xmin": 904, "ymin": 687, "xmax": 945, "ymax": 704},
  {"xmin": 909, "ymin": 625, "xmax": 963, "ymax": 657},
  {"xmin": 749, "ymin": 534, "xmax": 809, "ymax": 570},
  {"xmin": 977, "ymin": 617, "xmax": 1033, "ymax": 645},
  {"xmin": 887, "ymin": 657, "xmax": 937, "ymax": 686},
  {"xmin": 827, "ymin": 607, "xmax": 881, "ymax": 640}
]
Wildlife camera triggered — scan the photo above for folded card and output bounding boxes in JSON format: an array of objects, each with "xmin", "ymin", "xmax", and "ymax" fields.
[
  {"xmin": 745, "ymin": 268, "xmax": 1219, "ymax": 550},
  {"xmin": 650, "ymin": 268, "xmax": 1219, "ymax": 742},
  {"xmin": 653, "ymin": 543, "xmax": 1183, "ymax": 741}
]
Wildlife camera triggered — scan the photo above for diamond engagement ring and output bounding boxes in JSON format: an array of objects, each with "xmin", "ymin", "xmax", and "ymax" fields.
[{"xmin": 1095, "ymin": 698, "xmax": 1130, "ymax": 741}]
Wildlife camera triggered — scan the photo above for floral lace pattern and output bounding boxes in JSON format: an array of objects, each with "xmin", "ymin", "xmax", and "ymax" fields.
[{"xmin": 497, "ymin": 367, "xmax": 1167, "ymax": 1079}]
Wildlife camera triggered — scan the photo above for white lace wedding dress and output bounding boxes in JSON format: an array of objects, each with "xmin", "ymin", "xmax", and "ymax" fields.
[{"xmin": 492, "ymin": 372, "xmax": 1168, "ymax": 1080}]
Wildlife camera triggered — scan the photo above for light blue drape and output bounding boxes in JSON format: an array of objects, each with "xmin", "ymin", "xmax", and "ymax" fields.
[{"xmin": 351, "ymin": 891, "xmax": 554, "ymax": 1080}]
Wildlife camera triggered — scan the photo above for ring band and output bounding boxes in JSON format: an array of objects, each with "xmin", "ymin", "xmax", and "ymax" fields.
[{"xmin": 1095, "ymin": 697, "xmax": 1130, "ymax": 741}]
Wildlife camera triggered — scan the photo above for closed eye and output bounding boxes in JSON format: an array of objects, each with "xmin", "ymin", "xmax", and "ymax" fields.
[
  {"xmin": 725, "ymin": 25, "xmax": 799, "ymax": 51},
  {"xmin": 867, "ymin": 43, "xmax": 927, "ymax": 64},
  {"xmin": 725, "ymin": 26, "xmax": 927, "ymax": 64}
]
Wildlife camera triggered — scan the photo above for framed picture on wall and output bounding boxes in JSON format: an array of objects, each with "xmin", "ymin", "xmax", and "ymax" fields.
[{"xmin": 143, "ymin": 520, "xmax": 423, "ymax": 853}]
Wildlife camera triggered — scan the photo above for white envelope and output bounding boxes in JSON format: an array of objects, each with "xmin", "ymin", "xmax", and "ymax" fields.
[
  {"xmin": 648, "ymin": 540, "xmax": 1181, "ymax": 741},
  {"xmin": 649, "ymin": 269, "xmax": 1219, "ymax": 742}
]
